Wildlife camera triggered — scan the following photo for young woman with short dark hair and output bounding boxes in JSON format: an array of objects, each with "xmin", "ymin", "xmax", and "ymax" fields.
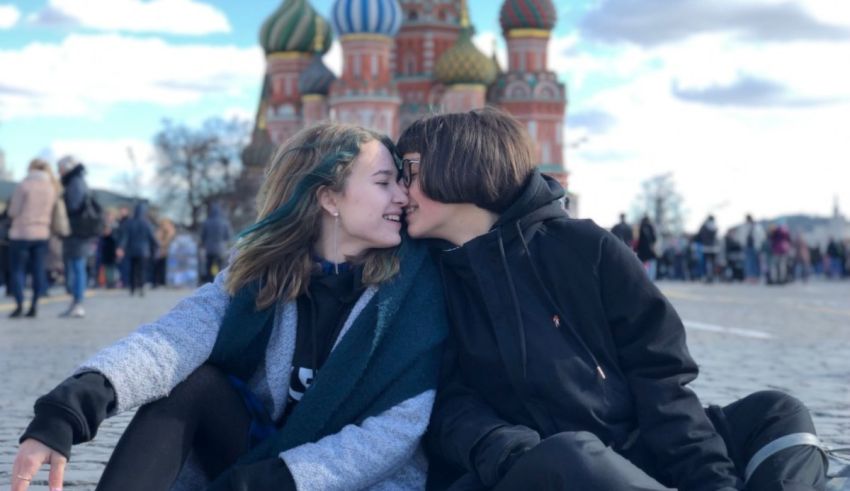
[{"xmin": 398, "ymin": 107, "xmax": 827, "ymax": 491}]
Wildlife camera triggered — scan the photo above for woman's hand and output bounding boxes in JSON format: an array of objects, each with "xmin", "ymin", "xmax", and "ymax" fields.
[{"xmin": 11, "ymin": 438, "xmax": 66, "ymax": 491}]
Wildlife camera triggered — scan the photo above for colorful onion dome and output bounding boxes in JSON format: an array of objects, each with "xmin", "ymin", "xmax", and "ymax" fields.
[
  {"xmin": 331, "ymin": 0, "xmax": 403, "ymax": 38},
  {"xmin": 260, "ymin": 0, "xmax": 333, "ymax": 55},
  {"xmin": 434, "ymin": 27, "xmax": 497, "ymax": 86},
  {"xmin": 499, "ymin": 0, "xmax": 557, "ymax": 33},
  {"xmin": 299, "ymin": 55, "xmax": 337, "ymax": 95}
]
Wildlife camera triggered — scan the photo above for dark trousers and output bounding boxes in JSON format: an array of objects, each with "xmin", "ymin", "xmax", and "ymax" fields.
[
  {"xmin": 128, "ymin": 256, "xmax": 147, "ymax": 295},
  {"xmin": 446, "ymin": 391, "xmax": 827, "ymax": 491},
  {"xmin": 97, "ymin": 365, "xmax": 251, "ymax": 491},
  {"xmin": 9, "ymin": 239, "xmax": 48, "ymax": 308},
  {"xmin": 205, "ymin": 253, "xmax": 223, "ymax": 283},
  {"xmin": 153, "ymin": 257, "xmax": 167, "ymax": 287}
]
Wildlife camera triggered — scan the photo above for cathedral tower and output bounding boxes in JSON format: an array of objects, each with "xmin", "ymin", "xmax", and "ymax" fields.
[
  {"xmin": 433, "ymin": 0, "xmax": 497, "ymax": 113},
  {"xmin": 494, "ymin": 0, "xmax": 568, "ymax": 188},
  {"xmin": 394, "ymin": 0, "xmax": 462, "ymax": 130},
  {"xmin": 329, "ymin": 0, "xmax": 403, "ymax": 137}
]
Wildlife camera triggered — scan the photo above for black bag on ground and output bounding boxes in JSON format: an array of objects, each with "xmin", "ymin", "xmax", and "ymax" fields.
[{"xmin": 68, "ymin": 193, "xmax": 104, "ymax": 239}]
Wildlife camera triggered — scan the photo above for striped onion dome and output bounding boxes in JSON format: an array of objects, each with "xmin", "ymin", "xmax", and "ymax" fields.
[
  {"xmin": 499, "ymin": 0, "xmax": 557, "ymax": 32},
  {"xmin": 260, "ymin": 0, "xmax": 333, "ymax": 55},
  {"xmin": 298, "ymin": 55, "xmax": 337, "ymax": 95},
  {"xmin": 331, "ymin": 0, "xmax": 403, "ymax": 38},
  {"xmin": 434, "ymin": 27, "xmax": 497, "ymax": 86}
]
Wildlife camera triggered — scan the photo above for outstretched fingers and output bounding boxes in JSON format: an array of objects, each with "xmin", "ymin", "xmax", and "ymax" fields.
[
  {"xmin": 11, "ymin": 439, "xmax": 67, "ymax": 491},
  {"xmin": 48, "ymin": 452, "xmax": 67, "ymax": 491}
]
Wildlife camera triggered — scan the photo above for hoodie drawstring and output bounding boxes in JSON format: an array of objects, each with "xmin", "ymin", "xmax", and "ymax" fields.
[
  {"xmin": 514, "ymin": 221, "xmax": 607, "ymax": 381},
  {"xmin": 496, "ymin": 228, "xmax": 529, "ymax": 380}
]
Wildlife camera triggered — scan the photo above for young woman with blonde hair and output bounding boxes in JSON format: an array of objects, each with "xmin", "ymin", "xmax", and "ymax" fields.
[
  {"xmin": 12, "ymin": 123, "xmax": 448, "ymax": 491},
  {"xmin": 7, "ymin": 159, "xmax": 60, "ymax": 318}
]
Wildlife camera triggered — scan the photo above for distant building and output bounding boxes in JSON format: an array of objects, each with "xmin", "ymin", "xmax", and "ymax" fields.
[{"xmin": 240, "ymin": 0, "xmax": 571, "ymax": 210}]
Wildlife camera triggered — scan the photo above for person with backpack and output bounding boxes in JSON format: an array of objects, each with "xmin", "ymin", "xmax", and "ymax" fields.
[{"xmin": 58, "ymin": 156, "xmax": 101, "ymax": 318}]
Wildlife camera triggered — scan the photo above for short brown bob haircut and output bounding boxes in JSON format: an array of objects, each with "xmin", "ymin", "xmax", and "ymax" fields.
[{"xmin": 396, "ymin": 106, "xmax": 537, "ymax": 212}]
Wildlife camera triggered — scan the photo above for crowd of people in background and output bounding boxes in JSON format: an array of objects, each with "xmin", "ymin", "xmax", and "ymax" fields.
[
  {"xmin": 612, "ymin": 213, "xmax": 850, "ymax": 284},
  {"xmin": 0, "ymin": 156, "xmax": 234, "ymax": 318},
  {"xmin": 2, "ymin": 156, "xmax": 847, "ymax": 312}
]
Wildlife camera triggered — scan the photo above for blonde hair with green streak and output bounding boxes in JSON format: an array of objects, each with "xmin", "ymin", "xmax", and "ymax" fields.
[{"xmin": 226, "ymin": 123, "xmax": 401, "ymax": 309}]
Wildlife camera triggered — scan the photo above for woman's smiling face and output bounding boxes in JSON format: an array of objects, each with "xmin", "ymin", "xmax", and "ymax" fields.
[{"xmin": 326, "ymin": 140, "xmax": 409, "ymax": 256}]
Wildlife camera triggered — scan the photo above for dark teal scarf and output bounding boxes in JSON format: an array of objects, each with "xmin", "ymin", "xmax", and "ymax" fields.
[{"xmin": 208, "ymin": 239, "xmax": 448, "ymax": 464}]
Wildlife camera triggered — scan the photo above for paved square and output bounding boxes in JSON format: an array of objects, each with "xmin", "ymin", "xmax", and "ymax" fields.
[{"xmin": 1, "ymin": 281, "xmax": 848, "ymax": 489}]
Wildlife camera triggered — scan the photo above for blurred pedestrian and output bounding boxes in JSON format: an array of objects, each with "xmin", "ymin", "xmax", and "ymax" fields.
[
  {"xmin": 826, "ymin": 238, "xmax": 844, "ymax": 279},
  {"xmin": 97, "ymin": 210, "xmax": 119, "ymax": 288},
  {"xmin": 0, "ymin": 201, "xmax": 11, "ymax": 296},
  {"xmin": 610, "ymin": 213, "xmax": 633, "ymax": 246},
  {"xmin": 200, "ymin": 202, "xmax": 232, "ymax": 283},
  {"xmin": 635, "ymin": 215, "xmax": 657, "ymax": 280},
  {"xmin": 697, "ymin": 215, "xmax": 719, "ymax": 283},
  {"xmin": 58, "ymin": 156, "xmax": 98, "ymax": 318},
  {"xmin": 768, "ymin": 223, "xmax": 792, "ymax": 285},
  {"xmin": 737, "ymin": 214, "xmax": 765, "ymax": 283},
  {"xmin": 793, "ymin": 234, "xmax": 811, "ymax": 282},
  {"xmin": 115, "ymin": 206, "xmax": 131, "ymax": 288},
  {"xmin": 724, "ymin": 229, "xmax": 744, "ymax": 282},
  {"xmin": 7, "ymin": 159, "xmax": 58, "ymax": 318},
  {"xmin": 809, "ymin": 243, "xmax": 824, "ymax": 277},
  {"xmin": 117, "ymin": 202, "xmax": 158, "ymax": 296},
  {"xmin": 153, "ymin": 216, "xmax": 176, "ymax": 288}
]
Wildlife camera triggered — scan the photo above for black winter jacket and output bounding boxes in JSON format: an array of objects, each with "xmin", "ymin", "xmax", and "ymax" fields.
[{"xmin": 427, "ymin": 172, "xmax": 740, "ymax": 491}]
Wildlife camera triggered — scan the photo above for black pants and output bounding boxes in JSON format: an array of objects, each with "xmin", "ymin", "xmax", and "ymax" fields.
[
  {"xmin": 448, "ymin": 391, "xmax": 827, "ymax": 491},
  {"xmin": 128, "ymin": 257, "xmax": 147, "ymax": 295},
  {"xmin": 205, "ymin": 253, "xmax": 223, "ymax": 283},
  {"xmin": 152, "ymin": 257, "xmax": 167, "ymax": 287},
  {"xmin": 96, "ymin": 365, "xmax": 251, "ymax": 491}
]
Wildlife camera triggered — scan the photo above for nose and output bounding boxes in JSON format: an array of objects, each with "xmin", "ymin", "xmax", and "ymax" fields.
[{"xmin": 393, "ymin": 181, "xmax": 409, "ymax": 206}]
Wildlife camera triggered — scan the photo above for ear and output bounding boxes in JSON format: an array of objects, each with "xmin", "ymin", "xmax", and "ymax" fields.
[{"xmin": 316, "ymin": 185, "xmax": 339, "ymax": 216}]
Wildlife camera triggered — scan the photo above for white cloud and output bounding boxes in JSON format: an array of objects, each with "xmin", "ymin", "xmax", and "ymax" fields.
[
  {"xmin": 0, "ymin": 4, "xmax": 20, "ymax": 29},
  {"xmin": 30, "ymin": 0, "xmax": 231, "ymax": 35},
  {"xmin": 564, "ymin": 13, "xmax": 850, "ymax": 232},
  {"xmin": 44, "ymin": 138, "xmax": 158, "ymax": 197},
  {"xmin": 0, "ymin": 33, "xmax": 264, "ymax": 120}
]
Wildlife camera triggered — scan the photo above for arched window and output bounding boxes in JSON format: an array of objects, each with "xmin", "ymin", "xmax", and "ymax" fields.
[{"xmin": 508, "ymin": 83, "xmax": 528, "ymax": 99}]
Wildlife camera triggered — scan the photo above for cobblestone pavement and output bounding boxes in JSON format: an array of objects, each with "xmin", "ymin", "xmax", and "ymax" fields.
[{"xmin": 1, "ymin": 281, "xmax": 849, "ymax": 489}]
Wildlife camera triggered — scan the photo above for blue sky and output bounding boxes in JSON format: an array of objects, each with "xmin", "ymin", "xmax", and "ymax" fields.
[{"xmin": 1, "ymin": 0, "xmax": 849, "ymax": 231}]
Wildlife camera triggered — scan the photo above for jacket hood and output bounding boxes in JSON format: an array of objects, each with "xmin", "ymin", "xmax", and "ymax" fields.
[
  {"xmin": 208, "ymin": 202, "xmax": 222, "ymax": 219},
  {"xmin": 492, "ymin": 170, "xmax": 567, "ymax": 240},
  {"xmin": 133, "ymin": 202, "xmax": 148, "ymax": 219},
  {"xmin": 60, "ymin": 164, "xmax": 85, "ymax": 186}
]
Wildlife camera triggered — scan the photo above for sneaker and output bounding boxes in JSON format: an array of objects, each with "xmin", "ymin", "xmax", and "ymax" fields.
[
  {"xmin": 70, "ymin": 305, "xmax": 86, "ymax": 318},
  {"xmin": 9, "ymin": 306, "xmax": 22, "ymax": 318}
]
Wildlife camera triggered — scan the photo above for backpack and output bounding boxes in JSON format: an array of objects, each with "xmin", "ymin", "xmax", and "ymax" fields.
[{"xmin": 68, "ymin": 193, "xmax": 105, "ymax": 239}]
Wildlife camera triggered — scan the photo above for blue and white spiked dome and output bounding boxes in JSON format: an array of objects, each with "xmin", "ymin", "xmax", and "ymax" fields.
[{"xmin": 332, "ymin": 0, "xmax": 403, "ymax": 38}]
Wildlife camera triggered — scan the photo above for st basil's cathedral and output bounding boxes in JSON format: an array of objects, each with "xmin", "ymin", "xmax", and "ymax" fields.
[{"xmin": 240, "ymin": 0, "xmax": 569, "ymax": 205}]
